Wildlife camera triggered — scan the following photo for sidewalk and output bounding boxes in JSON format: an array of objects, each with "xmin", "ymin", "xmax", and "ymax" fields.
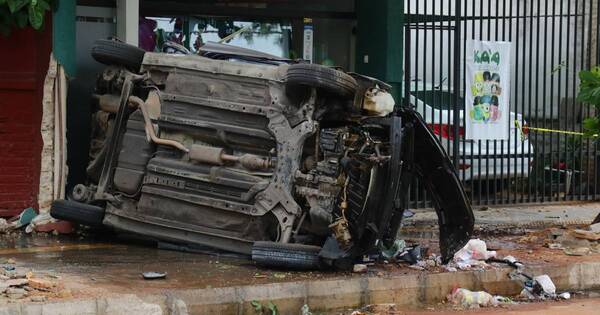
[{"xmin": 405, "ymin": 202, "xmax": 600, "ymax": 228}]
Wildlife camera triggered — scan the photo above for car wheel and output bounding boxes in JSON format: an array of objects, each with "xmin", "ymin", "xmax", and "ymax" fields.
[
  {"xmin": 285, "ymin": 64, "xmax": 358, "ymax": 99},
  {"xmin": 50, "ymin": 200, "xmax": 105, "ymax": 227},
  {"xmin": 91, "ymin": 39, "xmax": 146, "ymax": 72},
  {"xmin": 252, "ymin": 241, "xmax": 322, "ymax": 270}
]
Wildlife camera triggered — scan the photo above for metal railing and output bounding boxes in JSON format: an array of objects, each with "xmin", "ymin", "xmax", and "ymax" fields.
[{"xmin": 404, "ymin": 0, "xmax": 600, "ymax": 207}]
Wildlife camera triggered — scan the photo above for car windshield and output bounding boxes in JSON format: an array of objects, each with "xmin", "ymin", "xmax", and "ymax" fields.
[{"xmin": 411, "ymin": 90, "xmax": 465, "ymax": 111}]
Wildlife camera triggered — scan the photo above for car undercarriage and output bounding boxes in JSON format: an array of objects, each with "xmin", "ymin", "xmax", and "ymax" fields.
[{"xmin": 51, "ymin": 39, "xmax": 474, "ymax": 270}]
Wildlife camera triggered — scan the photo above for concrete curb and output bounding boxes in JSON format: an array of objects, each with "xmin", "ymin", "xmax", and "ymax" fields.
[{"xmin": 2, "ymin": 261, "xmax": 600, "ymax": 315}]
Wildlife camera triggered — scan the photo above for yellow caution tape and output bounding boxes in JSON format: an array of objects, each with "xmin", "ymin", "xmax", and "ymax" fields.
[{"xmin": 514, "ymin": 120, "xmax": 598, "ymax": 138}]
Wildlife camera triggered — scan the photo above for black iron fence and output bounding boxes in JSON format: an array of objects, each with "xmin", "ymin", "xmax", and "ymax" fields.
[{"xmin": 404, "ymin": 0, "xmax": 600, "ymax": 207}]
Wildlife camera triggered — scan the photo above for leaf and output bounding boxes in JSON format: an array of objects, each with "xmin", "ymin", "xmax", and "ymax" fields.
[
  {"xmin": 37, "ymin": 0, "xmax": 49, "ymax": 10},
  {"xmin": 6, "ymin": 0, "xmax": 28, "ymax": 13},
  {"xmin": 577, "ymin": 68, "xmax": 600, "ymax": 107},
  {"xmin": 266, "ymin": 302, "xmax": 279, "ymax": 315},
  {"xmin": 583, "ymin": 117, "xmax": 600, "ymax": 137},
  {"xmin": 28, "ymin": 2, "xmax": 43, "ymax": 30},
  {"xmin": 14, "ymin": 9, "xmax": 27, "ymax": 28},
  {"xmin": 251, "ymin": 300, "xmax": 263, "ymax": 313}
]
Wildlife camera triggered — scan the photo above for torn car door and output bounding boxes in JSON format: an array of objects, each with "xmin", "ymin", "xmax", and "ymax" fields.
[{"xmin": 399, "ymin": 108, "xmax": 475, "ymax": 263}]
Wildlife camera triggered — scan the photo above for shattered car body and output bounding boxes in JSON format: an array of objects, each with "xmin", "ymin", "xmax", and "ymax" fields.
[{"xmin": 52, "ymin": 39, "xmax": 474, "ymax": 269}]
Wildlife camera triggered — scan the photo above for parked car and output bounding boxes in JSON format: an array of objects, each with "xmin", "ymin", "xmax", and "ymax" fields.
[
  {"xmin": 51, "ymin": 39, "xmax": 474, "ymax": 270},
  {"xmin": 410, "ymin": 84, "xmax": 534, "ymax": 182}
]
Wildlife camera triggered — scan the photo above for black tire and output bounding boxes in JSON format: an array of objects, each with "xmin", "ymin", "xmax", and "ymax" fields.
[
  {"xmin": 285, "ymin": 64, "xmax": 358, "ymax": 99},
  {"xmin": 252, "ymin": 241, "xmax": 322, "ymax": 270},
  {"xmin": 91, "ymin": 39, "xmax": 146, "ymax": 72},
  {"xmin": 50, "ymin": 200, "xmax": 105, "ymax": 227}
]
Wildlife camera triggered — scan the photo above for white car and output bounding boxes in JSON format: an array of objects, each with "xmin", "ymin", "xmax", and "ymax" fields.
[{"xmin": 409, "ymin": 85, "xmax": 534, "ymax": 182}]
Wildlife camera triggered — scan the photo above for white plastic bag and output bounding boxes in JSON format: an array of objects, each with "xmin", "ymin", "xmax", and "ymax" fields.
[
  {"xmin": 447, "ymin": 288, "xmax": 497, "ymax": 308},
  {"xmin": 453, "ymin": 239, "xmax": 497, "ymax": 269}
]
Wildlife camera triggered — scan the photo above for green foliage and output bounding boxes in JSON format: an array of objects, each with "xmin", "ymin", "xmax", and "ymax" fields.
[
  {"xmin": 0, "ymin": 0, "xmax": 53, "ymax": 36},
  {"xmin": 251, "ymin": 300, "xmax": 279, "ymax": 315},
  {"xmin": 577, "ymin": 67, "xmax": 600, "ymax": 137}
]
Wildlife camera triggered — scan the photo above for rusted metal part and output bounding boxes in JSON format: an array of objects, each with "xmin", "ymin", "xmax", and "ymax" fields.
[
  {"xmin": 94, "ymin": 78, "xmax": 134, "ymax": 200},
  {"xmin": 189, "ymin": 144, "xmax": 225, "ymax": 165},
  {"xmin": 329, "ymin": 217, "xmax": 352, "ymax": 249},
  {"xmin": 128, "ymin": 95, "xmax": 189, "ymax": 153},
  {"xmin": 189, "ymin": 144, "xmax": 272, "ymax": 170},
  {"xmin": 252, "ymin": 87, "xmax": 317, "ymax": 243}
]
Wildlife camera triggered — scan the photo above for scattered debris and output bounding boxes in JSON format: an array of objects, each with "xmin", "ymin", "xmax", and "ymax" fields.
[
  {"xmin": 350, "ymin": 303, "xmax": 398, "ymax": 315},
  {"xmin": 32, "ymin": 220, "xmax": 73, "ymax": 234},
  {"xmin": 28, "ymin": 278, "xmax": 56, "ymax": 291},
  {"xmin": 590, "ymin": 222, "xmax": 600, "ymax": 233},
  {"xmin": 6, "ymin": 287, "xmax": 27, "ymax": 299},
  {"xmin": 533, "ymin": 275, "xmax": 556, "ymax": 296},
  {"xmin": 395, "ymin": 245, "xmax": 422, "ymax": 265},
  {"xmin": 379, "ymin": 239, "xmax": 406, "ymax": 260},
  {"xmin": 30, "ymin": 295, "xmax": 47, "ymax": 302},
  {"xmin": 0, "ymin": 218, "xmax": 10, "ymax": 232},
  {"xmin": 353, "ymin": 264, "xmax": 368, "ymax": 273},
  {"xmin": 25, "ymin": 212, "xmax": 72, "ymax": 234},
  {"xmin": 447, "ymin": 288, "xmax": 500, "ymax": 308},
  {"xmin": 0, "ymin": 258, "xmax": 64, "ymax": 302},
  {"xmin": 453, "ymin": 239, "xmax": 496, "ymax": 270},
  {"xmin": 253, "ymin": 273, "xmax": 268, "ymax": 279},
  {"xmin": 558, "ymin": 292, "xmax": 571, "ymax": 300},
  {"xmin": 378, "ymin": 239, "xmax": 425, "ymax": 267},
  {"xmin": 142, "ymin": 272, "xmax": 167, "ymax": 280},
  {"xmin": 12, "ymin": 208, "xmax": 37, "ymax": 229},
  {"xmin": 402, "ymin": 209, "xmax": 415, "ymax": 218},
  {"xmin": 502, "ymin": 255, "xmax": 524, "ymax": 269},
  {"xmin": 564, "ymin": 247, "xmax": 592, "ymax": 256},
  {"xmin": 273, "ymin": 272, "xmax": 287, "ymax": 279},
  {"xmin": 513, "ymin": 273, "xmax": 568, "ymax": 301},
  {"xmin": 300, "ymin": 304, "xmax": 312, "ymax": 315},
  {"xmin": 547, "ymin": 243, "xmax": 563, "ymax": 250},
  {"xmin": 548, "ymin": 222, "xmax": 600, "ymax": 256},
  {"xmin": 443, "ymin": 265, "xmax": 458, "ymax": 272},
  {"xmin": 0, "ymin": 208, "xmax": 38, "ymax": 233},
  {"xmin": 572, "ymin": 229, "xmax": 600, "ymax": 241}
]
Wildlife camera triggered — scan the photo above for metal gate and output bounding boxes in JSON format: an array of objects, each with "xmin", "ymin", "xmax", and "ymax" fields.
[{"xmin": 404, "ymin": 0, "xmax": 600, "ymax": 207}]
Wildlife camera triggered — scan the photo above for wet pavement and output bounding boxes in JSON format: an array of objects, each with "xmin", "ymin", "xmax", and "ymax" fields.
[{"xmin": 1, "ymin": 231, "xmax": 353, "ymax": 300}]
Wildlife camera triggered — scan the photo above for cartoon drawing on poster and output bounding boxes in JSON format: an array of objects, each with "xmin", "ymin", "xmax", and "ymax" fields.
[{"xmin": 465, "ymin": 40, "xmax": 512, "ymax": 140}]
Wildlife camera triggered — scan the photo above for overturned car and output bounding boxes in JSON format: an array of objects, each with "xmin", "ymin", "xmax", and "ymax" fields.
[{"xmin": 52, "ymin": 39, "xmax": 474, "ymax": 269}]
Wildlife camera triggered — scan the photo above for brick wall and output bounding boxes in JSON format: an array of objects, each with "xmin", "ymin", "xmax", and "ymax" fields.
[{"xmin": 0, "ymin": 25, "xmax": 52, "ymax": 217}]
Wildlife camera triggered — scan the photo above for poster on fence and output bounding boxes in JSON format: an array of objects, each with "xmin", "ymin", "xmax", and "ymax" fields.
[{"xmin": 465, "ymin": 40, "xmax": 512, "ymax": 140}]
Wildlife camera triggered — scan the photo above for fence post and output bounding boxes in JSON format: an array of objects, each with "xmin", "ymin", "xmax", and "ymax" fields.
[
  {"xmin": 404, "ymin": 25, "xmax": 411, "ymax": 109},
  {"xmin": 452, "ymin": 0, "xmax": 462, "ymax": 167}
]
